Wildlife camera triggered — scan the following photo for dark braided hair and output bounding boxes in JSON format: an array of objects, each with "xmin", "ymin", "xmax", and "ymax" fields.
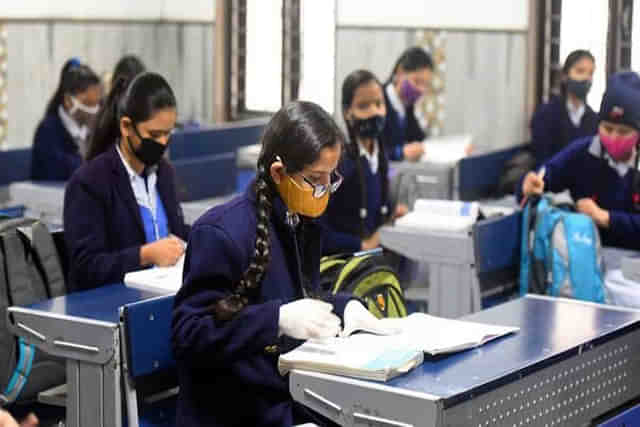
[
  {"xmin": 213, "ymin": 101, "xmax": 345, "ymax": 322},
  {"xmin": 342, "ymin": 70, "xmax": 391, "ymax": 237}
]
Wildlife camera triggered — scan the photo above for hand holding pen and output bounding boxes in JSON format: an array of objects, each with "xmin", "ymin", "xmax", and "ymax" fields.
[{"xmin": 520, "ymin": 167, "xmax": 546, "ymax": 208}]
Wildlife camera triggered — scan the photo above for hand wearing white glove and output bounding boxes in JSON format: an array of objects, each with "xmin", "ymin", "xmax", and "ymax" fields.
[{"xmin": 278, "ymin": 299, "xmax": 341, "ymax": 340}]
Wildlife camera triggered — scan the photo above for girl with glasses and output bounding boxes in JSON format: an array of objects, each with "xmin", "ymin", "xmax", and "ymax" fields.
[{"xmin": 172, "ymin": 101, "xmax": 371, "ymax": 426}]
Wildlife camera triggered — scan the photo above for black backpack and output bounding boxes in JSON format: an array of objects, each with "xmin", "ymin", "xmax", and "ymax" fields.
[
  {"xmin": 0, "ymin": 218, "xmax": 66, "ymax": 407},
  {"xmin": 320, "ymin": 251, "xmax": 407, "ymax": 318}
]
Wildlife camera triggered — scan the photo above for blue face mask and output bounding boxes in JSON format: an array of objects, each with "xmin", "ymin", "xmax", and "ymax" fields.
[{"xmin": 566, "ymin": 78, "xmax": 592, "ymax": 100}]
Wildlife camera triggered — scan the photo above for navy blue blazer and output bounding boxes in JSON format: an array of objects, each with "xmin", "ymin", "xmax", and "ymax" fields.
[
  {"xmin": 530, "ymin": 96, "xmax": 599, "ymax": 167},
  {"xmin": 517, "ymin": 136, "xmax": 640, "ymax": 250},
  {"xmin": 382, "ymin": 83, "xmax": 426, "ymax": 161},
  {"xmin": 32, "ymin": 112, "xmax": 83, "ymax": 181},
  {"xmin": 322, "ymin": 148, "xmax": 388, "ymax": 255},
  {"xmin": 172, "ymin": 183, "xmax": 353, "ymax": 427},
  {"xmin": 63, "ymin": 145, "xmax": 190, "ymax": 292}
]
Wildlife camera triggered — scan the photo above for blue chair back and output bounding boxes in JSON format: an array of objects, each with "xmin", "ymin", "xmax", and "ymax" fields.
[
  {"xmin": 172, "ymin": 152, "xmax": 237, "ymax": 202},
  {"xmin": 472, "ymin": 212, "xmax": 522, "ymax": 298},
  {"xmin": 458, "ymin": 144, "xmax": 527, "ymax": 201},
  {"xmin": 0, "ymin": 149, "xmax": 32, "ymax": 186},
  {"xmin": 122, "ymin": 294, "xmax": 176, "ymax": 381},
  {"xmin": 169, "ymin": 119, "xmax": 267, "ymax": 161}
]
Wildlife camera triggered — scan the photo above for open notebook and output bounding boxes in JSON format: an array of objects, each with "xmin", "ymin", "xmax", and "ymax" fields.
[
  {"xmin": 124, "ymin": 254, "xmax": 185, "ymax": 293},
  {"xmin": 279, "ymin": 312, "xmax": 518, "ymax": 381},
  {"xmin": 394, "ymin": 199, "xmax": 480, "ymax": 232}
]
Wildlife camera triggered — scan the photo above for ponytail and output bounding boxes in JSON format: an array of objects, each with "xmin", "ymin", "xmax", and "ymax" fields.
[{"xmin": 86, "ymin": 77, "xmax": 129, "ymax": 161}]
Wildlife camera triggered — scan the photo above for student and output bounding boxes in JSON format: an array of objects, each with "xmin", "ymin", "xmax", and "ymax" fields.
[
  {"xmin": 530, "ymin": 50, "xmax": 599, "ymax": 166},
  {"xmin": 172, "ymin": 101, "xmax": 372, "ymax": 426},
  {"xmin": 63, "ymin": 72, "xmax": 189, "ymax": 292},
  {"xmin": 107, "ymin": 55, "xmax": 146, "ymax": 93},
  {"xmin": 32, "ymin": 58, "xmax": 102, "ymax": 180},
  {"xmin": 322, "ymin": 69, "xmax": 407, "ymax": 254},
  {"xmin": 520, "ymin": 72, "xmax": 640, "ymax": 250},
  {"xmin": 383, "ymin": 46, "xmax": 433, "ymax": 161},
  {"xmin": 0, "ymin": 411, "xmax": 37, "ymax": 427}
]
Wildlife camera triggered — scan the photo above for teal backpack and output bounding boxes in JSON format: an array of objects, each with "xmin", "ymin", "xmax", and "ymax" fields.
[{"xmin": 520, "ymin": 196, "xmax": 606, "ymax": 303}]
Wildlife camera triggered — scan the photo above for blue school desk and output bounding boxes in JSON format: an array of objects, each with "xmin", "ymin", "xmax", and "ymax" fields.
[
  {"xmin": 290, "ymin": 295, "xmax": 640, "ymax": 426},
  {"xmin": 7, "ymin": 284, "xmax": 163, "ymax": 427}
]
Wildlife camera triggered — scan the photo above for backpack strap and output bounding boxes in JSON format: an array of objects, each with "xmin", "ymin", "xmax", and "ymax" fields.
[
  {"xmin": 519, "ymin": 199, "xmax": 535, "ymax": 296},
  {"xmin": 0, "ymin": 338, "xmax": 35, "ymax": 407},
  {"xmin": 28, "ymin": 223, "xmax": 66, "ymax": 297}
]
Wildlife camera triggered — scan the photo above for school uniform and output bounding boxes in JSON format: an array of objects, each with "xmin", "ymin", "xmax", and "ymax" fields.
[
  {"xmin": 382, "ymin": 83, "xmax": 427, "ymax": 161},
  {"xmin": 31, "ymin": 108, "xmax": 85, "ymax": 181},
  {"xmin": 530, "ymin": 96, "xmax": 599, "ymax": 167},
  {"xmin": 517, "ymin": 136, "xmax": 640, "ymax": 250},
  {"xmin": 321, "ymin": 140, "xmax": 389, "ymax": 255},
  {"xmin": 63, "ymin": 144, "xmax": 189, "ymax": 292},
  {"xmin": 172, "ymin": 183, "xmax": 354, "ymax": 427}
]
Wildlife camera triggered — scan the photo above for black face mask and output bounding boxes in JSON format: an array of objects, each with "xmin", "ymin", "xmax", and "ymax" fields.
[
  {"xmin": 566, "ymin": 78, "xmax": 592, "ymax": 100},
  {"xmin": 350, "ymin": 114, "xmax": 386, "ymax": 139},
  {"xmin": 129, "ymin": 125, "xmax": 168, "ymax": 167}
]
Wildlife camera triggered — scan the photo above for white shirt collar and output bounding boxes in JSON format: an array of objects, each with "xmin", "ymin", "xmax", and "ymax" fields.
[
  {"xmin": 58, "ymin": 105, "xmax": 89, "ymax": 145},
  {"xmin": 566, "ymin": 99, "xmax": 586, "ymax": 128},
  {"xmin": 386, "ymin": 83, "xmax": 406, "ymax": 120},
  {"xmin": 358, "ymin": 139, "xmax": 379, "ymax": 174},
  {"xmin": 588, "ymin": 135, "xmax": 637, "ymax": 177}
]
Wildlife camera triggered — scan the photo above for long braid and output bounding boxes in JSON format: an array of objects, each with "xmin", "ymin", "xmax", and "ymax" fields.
[{"xmin": 212, "ymin": 167, "xmax": 273, "ymax": 322}]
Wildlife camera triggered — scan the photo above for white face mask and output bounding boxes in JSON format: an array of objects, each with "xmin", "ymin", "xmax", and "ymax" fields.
[{"xmin": 69, "ymin": 96, "xmax": 99, "ymax": 116}]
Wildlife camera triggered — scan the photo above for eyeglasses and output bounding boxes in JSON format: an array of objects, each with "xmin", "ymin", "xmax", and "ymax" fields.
[{"xmin": 298, "ymin": 170, "xmax": 343, "ymax": 198}]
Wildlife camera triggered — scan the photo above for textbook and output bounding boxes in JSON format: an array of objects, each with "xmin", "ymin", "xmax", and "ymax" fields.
[
  {"xmin": 394, "ymin": 199, "xmax": 480, "ymax": 232},
  {"xmin": 278, "ymin": 312, "xmax": 518, "ymax": 381},
  {"xmin": 123, "ymin": 254, "xmax": 184, "ymax": 293}
]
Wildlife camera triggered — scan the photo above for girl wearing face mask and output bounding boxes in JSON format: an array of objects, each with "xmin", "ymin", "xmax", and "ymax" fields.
[
  {"xmin": 531, "ymin": 50, "xmax": 599, "ymax": 166},
  {"xmin": 63, "ymin": 72, "xmax": 189, "ymax": 292},
  {"xmin": 321, "ymin": 70, "xmax": 408, "ymax": 255},
  {"xmin": 32, "ymin": 58, "xmax": 101, "ymax": 181},
  {"xmin": 520, "ymin": 72, "xmax": 640, "ymax": 250},
  {"xmin": 172, "ymin": 101, "xmax": 371, "ymax": 426},
  {"xmin": 383, "ymin": 46, "xmax": 434, "ymax": 161}
]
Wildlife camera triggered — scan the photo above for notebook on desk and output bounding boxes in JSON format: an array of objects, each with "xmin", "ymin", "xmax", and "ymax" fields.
[
  {"xmin": 394, "ymin": 199, "xmax": 480, "ymax": 232},
  {"xmin": 420, "ymin": 134, "xmax": 473, "ymax": 164},
  {"xmin": 123, "ymin": 254, "xmax": 184, "ymax": 293},
  {"xmin": 279, "ymin": 312, "xmax": 518, "ymax": 382}
]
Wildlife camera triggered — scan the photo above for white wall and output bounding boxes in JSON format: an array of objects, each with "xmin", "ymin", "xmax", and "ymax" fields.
[
  {"xmin": 0, "ymin": 0, "xmax": 215, "ymax": 22},
  {"xmin": 337, "ymin": 0, "xmax": 528, "ymax": 31},
  {"xmin": 298, "ymin": 0, "xmax": 336, "ymax": 113}
]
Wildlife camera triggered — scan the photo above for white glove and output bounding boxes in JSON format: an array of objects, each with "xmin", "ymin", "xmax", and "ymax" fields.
[{"xmin": 278, "ymin": 299, "xmax": 341, "ymax": 340}]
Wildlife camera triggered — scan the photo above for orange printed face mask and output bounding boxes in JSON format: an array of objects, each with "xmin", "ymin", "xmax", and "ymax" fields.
[{"xmin": 275, "ymin": 175, "xmax": 330, "ymax": 218}]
